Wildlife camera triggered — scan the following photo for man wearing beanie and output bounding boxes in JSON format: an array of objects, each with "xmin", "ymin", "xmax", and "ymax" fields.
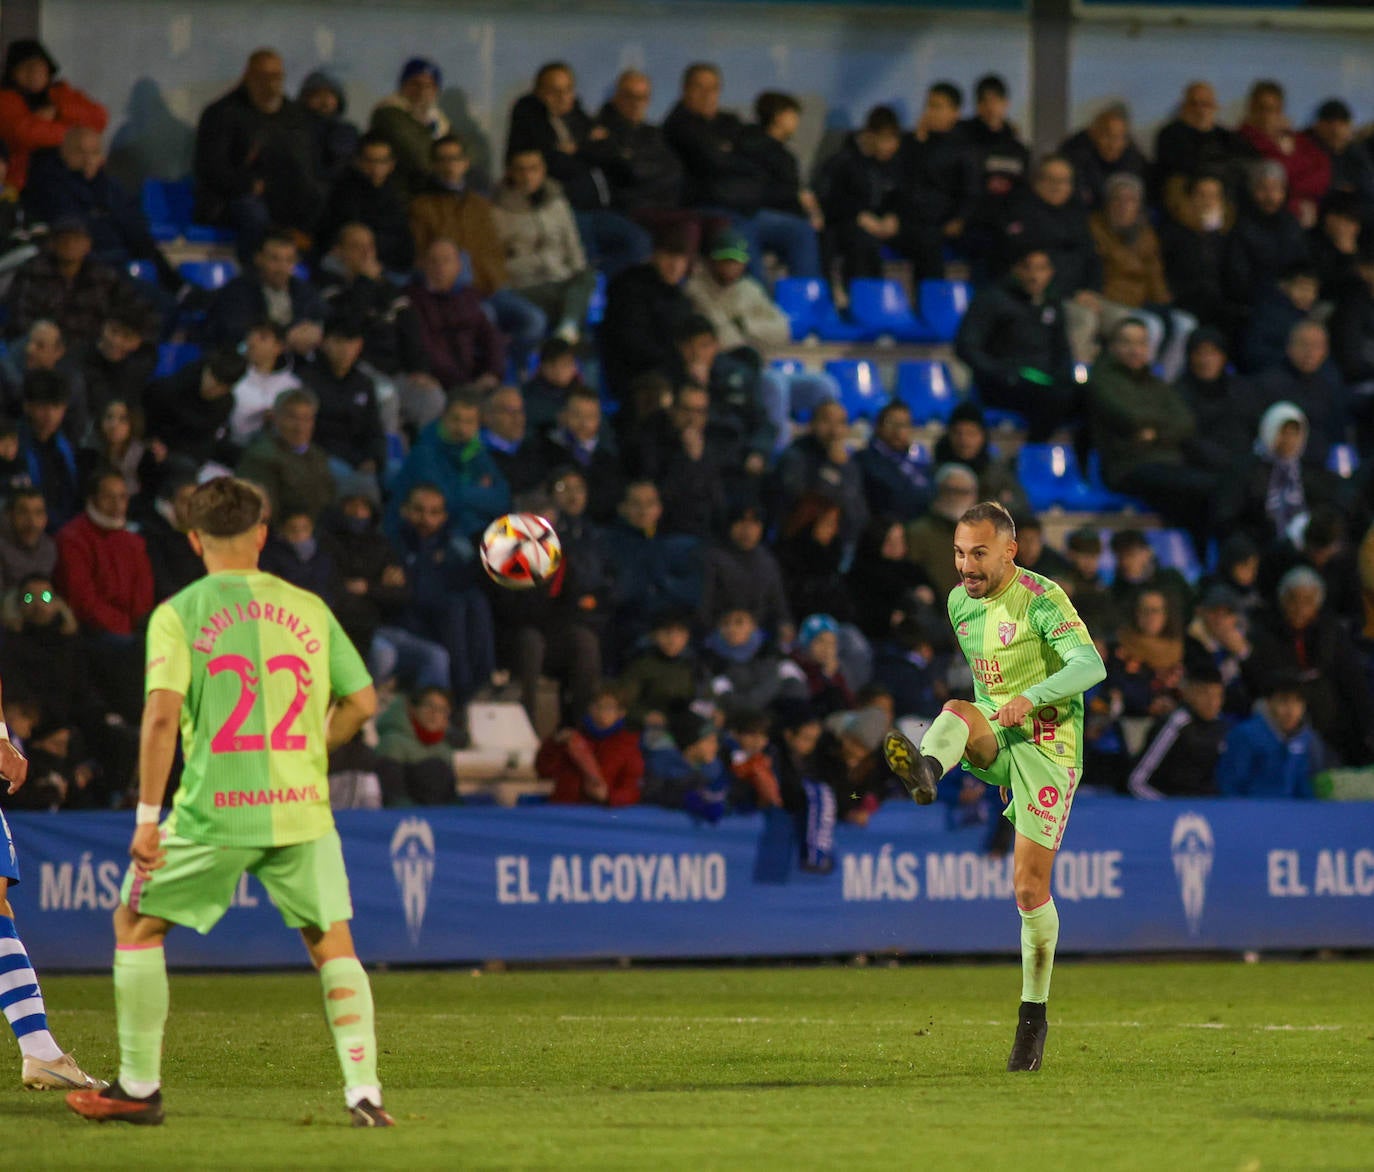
[{"xmin": 370, "ymin": 58, "xmax": 452, "ymax": 202}]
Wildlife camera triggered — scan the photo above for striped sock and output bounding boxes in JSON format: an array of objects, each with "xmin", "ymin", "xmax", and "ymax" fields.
[
  {"xmin": 320, "ymin": 956, "xmax": 380, "ymax": 1108},
  {"xmin": 0, "ymin": 914, "xmax": 64, "ymax": 1061}
]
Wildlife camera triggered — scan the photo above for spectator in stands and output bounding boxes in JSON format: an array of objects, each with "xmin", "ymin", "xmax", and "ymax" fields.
[
  {"xmin": 368, "ymin": 57, "xmax": 451, "ymax": 202},
  {"xmin": 1061, "ymin": 524, "xmax": 1116, "ymax": 635},
  {"xmin": 776, "ymin": 493, "xmax": 852, "ymax": 625},
  {"xmin": 1015, "ymin": 516, "xmax": 1071, "ymax": 583},
  {"xmin": 522, "ymin": 336, "xmax": 586, "ymax": 436},
  {"xmin": 1252, "ymin": 320, "xmax": 1341, "ymax": 468},
  {"xmin": 261, "ymin": 508, "xmax": 338, "ymax": 600},
  {"xmin": 1184, "ymin": 583, "xmax": 1253, "ymax": 720},
  {"xmin": 1239, "ymin": 262, "xmax": 1320, "ymax": 375},
  {"xmin": 854, "ymin": 400, "xmax": 932, "ymax": 519},
  {"xmin": 664, "ymin": 62, "xmax": 819, "ymax": 280},
  {"xmin": 956, "ymin": 243, "xmax": 1077, "ymax": 440},
  {"xmin": 205, "ymin": 229, "xmax": 326, "ymax": 356},
  {"xmin": 1239, "ymin": 80, "xmax": 1330, "ymax": 227},
  {"xmin": 1305, "ymin": 99, "xmax": 1374, "ymax": 211},
  {"xmin": 537, "ymin": 684, "xmax": 643, "ymax": 806},
  {"xmin": 959, "ymin": 74, "xmax": 1031, "ymax": 256},
  {"xmin": 899, "ymin": 82, "xmax": 977, "ymax": 279},
  {"xmin": 1110, "ymin": 586, "xmax": 1185, "ymax": 720},
  {"xmin": 480, "ymin": 385, "xmax": 544, "ymax": 496},
  {"xmin": 0, "ymin": 488, "xmax": 54, "ymax": 590},
  {"xmin": 17, "ymin": 370, "xmax": 79, "ymax": 528},
  {"xmin": 227, "ymin": 321, "xmax": 300, "ymax": 450},
  {"xmin": 142, "ymin": 348, "xmax": 244, "ymax": 470},
  {"xmin": 80, "ymin": 399, "xmax": 146, "ymax": 497},
  {"xmin": 1307, "ymin": 189, "xmax": 1363, "ymax": 303},
  {"xmin": 374, "ymin": 686, "xmax": 457, "ymax": 806},
  {"xmin": 545, "ymin": 465, "xmax": 614, "ymax": 651},
  {"xmin": 999, "ymin": 155, "xmax": 1099, "ymax": 296},
  {"xmin": 700, "ymin": 502, "xmax": 792, "ymax": 639},
  {"xmin": 507, "ymin": 62, "xmax": 651, "ymax": 276},
  {"xmin": 1331, "ymin": 252, "xmax": 1374, "ymax": 446},
  {"xmin": 24, "ymin": 126, "xmax": 180, "ymax": 292},
  {"xmin": 537, "ymin": 387, "xmax": 622, "ymax": 524},
  {"xmin": 586, "ymin": 70, "xmax": 685, "ymax": 231},
  {"xmin": 54, "ymin": 468, "xmax": 153, "ymax": 722},
  {"xmin": 791, "ymin": 613, "xmax": 854, "ymax": 720},
  {"xmin": 140, "ymin": 462, "xmax": 203, "ymax": 601},
  {"xmin": 1109, "ymin": 529, "xmax": 1192, "ymax": 626},
  {"xmin": 931, "ymin": 401, "xmax": 1028, "ymax": 514},
  {"xmin": 1225, "ymin": 161, "xmax": 1310, "ymax": 309},
  {"xmin": 79, "ymin": 303, "xmax": 158, "ymax": 419},
  {"xmin": 6, "ymin": 216, "xmax": 142, "ymax": 347},
  {"xmin": 1174, "ymin": 327, "xmax": 1260, "ymax": 476},
  {"xmin": 388, "ymin": 481, "xmax": 496, "ymax": 703},
  {"xmin": 1204, "ymin": 532, "xmax": 1263, "ymax": 620},
  {"xmin": 1257, "ymin": 502, "xmax": 1360, "ymax": 629},
  {"xmin": 775, "ymin": 398, "xmax": 867, "ymax": 537},
  {"xmin": 1215, "ymin": 673, "xmax": 1322, "ymax": 798},
  {"xmin": 0, "ymin": 39, "xmax": 106, "ymax": 193},
  {"xmin": 740, "ymin": 91, "xmax": 825, "ymax": 236},
  {"xmin": 1246, "ymin": 565, "xmax": 1374, "ymax": 764},
  {"xmin": 1060, "ymin": 103, "xmax": 1149, "ymax": 211},
  {"xmin": 640, "ymin": 712, "xmax": 731, "ymax": 819},
  {"xmin": 701, "ymin": 606, "xmax": 804, "ymax": 719},
  {"xmin": 0, "ymin": 318, "xmax": 81, "ymax": 423},
  {"xmin": 1087, "ymin": 317, "xmax": 1215, "ymax": 536},
  {"xmin": 297, "ymin": 314, "xmax": 385, "ymax": 495},
  {"xmin": 1089, "ymin": 173, "xmax": 1194, "ymax": 381},
  {"xmin": 494, "ymin": 148, "xmax": 597, "ymax": 344},
  {"xmin": 1126, "ymin": 665, "xmax": 1225, "ymax": 799},
  {"xmin": 906, "ymin": 463, "xmax": 979, "ymax": 597},
  {"xmin": 408, "ymin": 239, "xmax": 507, "ymax": 390},
  {"xmin": 390, "ymin": 387, "xmax": 510, "ymax": 538},
  {"xmin": 820, "ymin": 706, "xmax": 899, "ymax": 825},
  {"xmin": 813, "ymin": 105, "xmax": 906, "ymax": 297},
  {"xmin": 314, "ymin": 133, "xmax": 413, "ymax": 275},
  {"xmin": 1159, "ymin": 173, "xmax": 1238, "ymax": 334},
  {"xmin": 298, "ymin": 71, "xmax": 359, "ymax": 186},
  {"xmin": 193, "ymin": 48, "xmax": 323, "ymax": 255},
  {"xmin": 605, "ymin": 480, "xmax": 703, "ymax": 663},
  {"xmin": 871, "ymin": 615, "xmax": 939, "ymax": 720},
  {"xmin": 617, "ymin": 608, "xmax": 699, "ymax": 728},
  {"xmin": 236, "ymin": 385, "xmax": 335, "ymax": 523},
  {"xmin": 599, "ymin": 222, "xmax": 694, "ymax": 401},
  {"xmin": 631, "ymin": 382, "xmax": 726, "ymax": 539},
  {"xmin": 1154, "ymin": 81, "xmax": 1246, "ymax": 219},
  {"xmin": 0, "ymin": 577, "xmax": 79, "ymax": 732},
  {"xmin": 1218, "ymin": 400, "xmax": 1343, "ymax": 549},
  {"xmin": 846, "ymin": 515, "xmax": 934, "ymax": 646}
]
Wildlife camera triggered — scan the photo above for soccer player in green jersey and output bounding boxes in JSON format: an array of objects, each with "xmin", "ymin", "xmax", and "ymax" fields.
[
  {"xmin": 883, "ymin": 501, "xmax": 1105, "ymax": 1072},
  {"xmin": 66, "ymin": 477, "xmax": 393, "ymax": 1127}
]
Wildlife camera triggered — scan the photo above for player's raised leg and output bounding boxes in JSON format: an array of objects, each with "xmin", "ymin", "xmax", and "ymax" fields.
[
  {"xmin": 884, "ymin": 699, "xmax": 1000, "ymax": 804},
  {"xmin": 303, "ymin": 920, "xmax": 393, "ymax": 1127},
  {"xmin": 1007, "ymin": 832, "xmax": 1057, "ymax": 1072},
  {"xmin": 1, "ymin": 877, "xmax": 107, "ymax": 1092}
]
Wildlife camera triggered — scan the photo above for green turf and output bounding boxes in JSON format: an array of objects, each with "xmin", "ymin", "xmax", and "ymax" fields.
[{"xmin": 4, "ymin": 960, "xmax": 1372, "ymax": 1170}]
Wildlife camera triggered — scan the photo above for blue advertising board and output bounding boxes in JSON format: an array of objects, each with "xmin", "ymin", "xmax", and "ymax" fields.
[{"xmin": 6, "ymin": 799, "xmax": 1374, "ymax": 971}]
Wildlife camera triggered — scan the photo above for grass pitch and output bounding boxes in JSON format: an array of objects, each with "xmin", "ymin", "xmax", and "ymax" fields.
[{"xmin": 4, "ymin": 959, "xmax": 1372, "ymax": 1170}]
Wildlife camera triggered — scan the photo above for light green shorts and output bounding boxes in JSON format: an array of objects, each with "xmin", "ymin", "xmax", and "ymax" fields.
[
  {"xmin": 120, "ymin": 826, "xmax": 354, "ymax": 935},
  {"xmin": 963, "ymin": 702, "xmax": 1081, "ymax": 851}
]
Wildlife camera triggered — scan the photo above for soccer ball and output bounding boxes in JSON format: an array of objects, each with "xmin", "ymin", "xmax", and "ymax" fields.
[{"xmin": 479, "ymin": 513, "xmax": 562, "ymax": 590}]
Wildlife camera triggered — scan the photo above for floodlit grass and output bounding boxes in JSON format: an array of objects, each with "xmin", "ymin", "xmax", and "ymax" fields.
[{"xmin": 4, "ymin": 960, "xmax": 1372, "ymax": 1170}]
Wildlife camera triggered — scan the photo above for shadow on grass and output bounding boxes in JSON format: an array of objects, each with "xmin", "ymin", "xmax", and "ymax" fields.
[{"xmin": 1237, "ymin": 1107, "xmax": 1374, "ymax": 1127}]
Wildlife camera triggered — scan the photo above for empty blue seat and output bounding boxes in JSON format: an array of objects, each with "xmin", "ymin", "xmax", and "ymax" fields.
[
  {"xmin": 773, "ymin": 277, "xmax": 866, "ymax": 342},
  {"xmin": 178, "ymin": 259, "xmax": 238, "ymax": 290},
  {"xmin": 894, "ymin": 359, "xmax": 957, "ymax": 424},
  {"xmin": 823, "ymin": 359, "xmax": 886, "ymax": 421},
  {"xmin": 1146, "ymin": 528, "xmax": 1202, "ymax": 583},
  {"xmin": 142, "ymin": 178, "xmax": 193, "ymax": 240},
  {"xmin": 154, "ymin": 342, "xmax": 202, "ymax": 379},
  {"xmin": 769, "ymin": 358, "xmax": 806, "ymax": 378},
  {"xmin": 586, "ymin": 270, "xmax": 608, "ymax": 326},
  {"xmin": 916, "ymin": 279, "xmax": 972, "ymax": 343},
  {"xmin": 849, "ymin": 278, "xmax": 923, "ymax": 342},
  {"xmin": 1327, "ymin": 443, "xmax": 1359, "ymax": 479},
  {"xmin": 127, "ymin": 259, "xmax": 159, "ymax": 285},
  {"xmin": 1016, "ymin": 444, "xmax": 1086, "ymax": 512}
]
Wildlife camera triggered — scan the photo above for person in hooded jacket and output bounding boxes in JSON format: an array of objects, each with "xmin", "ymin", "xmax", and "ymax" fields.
[
  {"xmin": 299, "ymin": 71, "xmax": 359, "ymax": 185},
  {"xmin": 1173, "ymin": 327, "xmax": 1260, "ymax": 477},
  {"xmin": 0, "ymin": 39, "xmax": 106, "ymax": 192}
]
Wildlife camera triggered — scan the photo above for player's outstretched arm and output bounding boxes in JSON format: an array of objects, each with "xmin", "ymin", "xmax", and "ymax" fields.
[{"xmin": 327, "ymin": 684, "xmax": 378, "ymax": 753}]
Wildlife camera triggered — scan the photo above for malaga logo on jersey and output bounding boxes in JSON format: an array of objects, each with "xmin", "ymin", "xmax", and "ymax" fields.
[{"xmin": 998, "ymin": 621, "xmax": 1016, "ymax": 646}]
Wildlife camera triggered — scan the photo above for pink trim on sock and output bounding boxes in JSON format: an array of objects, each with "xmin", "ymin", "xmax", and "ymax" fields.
[
  {"xmin": 1017, "ymin": 895, "xmax": 1054, "ymax": 913},
  {"xmin": 116, "ymin": 941, "xmax": 164, "ymax": 951},
  {"xmin": 945, "ymin": 707, "xmax": 976, "ymax": 734}
]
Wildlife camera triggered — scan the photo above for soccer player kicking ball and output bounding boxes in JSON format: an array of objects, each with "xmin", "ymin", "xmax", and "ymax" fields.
[
  {"xmin": 883, "ymin": 502, "xmax": 1104, "ymax": 1072},
  {"xmin": 67, "ymin": 477, "xmax": 393, "ymax": 1127},
  {"xmin": 2, "ymin": 693, "xmax": 107, "ymax": 1092}
]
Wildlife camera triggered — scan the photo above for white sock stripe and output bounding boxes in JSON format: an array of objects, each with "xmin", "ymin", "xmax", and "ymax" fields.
[
  {"xmin": 3, "ymin": 995, "xmax": 45, "ymax": 1023},
  {"xmin": 0, "ymin": 967, "xmax": 37, "ymax": 996},
  {"xmin": 0, "ymin": 938, "xmax": 28, "ymax": 958}
]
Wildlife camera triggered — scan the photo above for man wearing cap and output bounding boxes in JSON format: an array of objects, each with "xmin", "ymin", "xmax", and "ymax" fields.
[
  {"xmin": 1302, "ymin": 100, "xmax": 1374, "ymax": 212},
  {"xmin": 1184, "ymin": 584, "xmax": 1254, "ymax": 720},
  {"xmin": 194, "ymin": 49, "xmax": 323, "ymax": 256},
  {"xmin": 17, "ymin": 370, "xmax": 79, "ymax": 529},
  {"xmin": 599, "ymin": 224, "xmax": 695, "ymax": 401},
  {"xmin": 368, "ymin": 58, "xmax": 451, "ymax": 203},
  {"xmin": 905, "ymin": 463, "xmax": 980, "ymax": 596}
]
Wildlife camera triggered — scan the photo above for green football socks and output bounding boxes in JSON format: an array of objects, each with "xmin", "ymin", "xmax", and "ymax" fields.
[
  {"xmin": 320, "ymin": 956, "xmax": 380, "ymax": 1106},
  {"xmin": 920, "ymin": 709, "xmax": 972, "ymax": 776},
  {"xmin": 1018, "ymin": 898, "xmax": 1059, "ymax": 1004},
  {"xmin": 114, "ymin": 943, "xmax": 169, "ymax": 1097}
]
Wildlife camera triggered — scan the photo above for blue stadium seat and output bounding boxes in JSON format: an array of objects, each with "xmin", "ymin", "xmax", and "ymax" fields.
[
  {"xmin": 1146, "ymin": 528, "xmax": 1202, "ymax": 583},
  {"xmin": 916, "ymin": 279, "xmax": 972, "ymax": 343},
  {"xmin": 1327, "ymin": 443, "xmax": 1359, "ymax": 479},
  {"xmin": 1016, "ymin": 444, "xmax": 1086, "ymax": 512},
  {"xmin": 154, "ymin": 342, "xmax": 202, "ymax": 379},
  {"xmin": 1083, "ymin": 450, "xmax": 1140, "ymax": 511},
  {"xmin": 178, "ymin": 259, "xmax": 238, "ymax": 290},
  {"xmin": 823, "ymin": 359, "xmax": 886, "ymax": 421},
  {"xmin": 586, "ymin": 270, "xmax": 608, "ymax": 326},
  {"xmin": 769, "ymin": 357, "xmax": 806, "ymax": 378},
  {"xmin": 127, "ymin": 259, "xmax": 159, "ymax": 285},
  {"xmin": 773, "ymin": 277, "xmax": 866, "ymax": 342},
  {"xmin": 848, "ymin": 278, "xmax": 924, "ymax": 343},
  {"xmin": 142, "ymin": 178, "xmax": 192, "ymax": 241},
  {"xmin": 894, "ymin": 359, "xmax": 957, "ymax": 424}
]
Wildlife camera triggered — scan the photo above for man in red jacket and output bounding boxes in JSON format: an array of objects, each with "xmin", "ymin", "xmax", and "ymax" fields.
[
  {"xmin": 536, "ymin": 685, "xmax": 643, "ymax": 806},
  {"xmin": 54, "ymin": 469, "xmax": 153, "ymax": 721}
]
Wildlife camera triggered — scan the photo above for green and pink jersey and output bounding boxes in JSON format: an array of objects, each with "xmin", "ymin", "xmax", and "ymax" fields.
[
  {"xmin": 948, "ymin": 566, "xmax": 1095, "ymax": 769},
  {"xmin": 145, "ymin": 571, "xmax": 372, "ymax": 847}
]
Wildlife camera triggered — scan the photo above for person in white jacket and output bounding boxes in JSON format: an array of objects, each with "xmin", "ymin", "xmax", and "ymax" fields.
[
  {"xmin": 684, "ymin": 231, "xmax": 838, "ymax": 445},
  {"xmin": 492, "ymin": 150, "xmax": 598, "ymax": 344}
]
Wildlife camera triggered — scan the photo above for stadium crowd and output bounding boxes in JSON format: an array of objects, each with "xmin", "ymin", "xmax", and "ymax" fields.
[{"xmin": 0, "ymin": 39, "xmax": 1371, "ymax": 844}]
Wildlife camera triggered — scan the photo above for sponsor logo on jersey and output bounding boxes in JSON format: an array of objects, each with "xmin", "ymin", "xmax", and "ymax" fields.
[
  {"xmin": 1050, "ymin": 620, "xmax": 1082, "ymax": 638},
  {"xmin": 391, "ymin": 817, "xmax": 436, "ymax": 945},
  {"xmin": 1171, "ymin": 813, "xmax": 1214, "ymax": 938},
  {"xmin": 998, "ymin": 621, "xmax": 1017, "ymax": 646},
  {"xmin": 1038, "ymin": 785, "xmax": 1060, "ymax": 809}
]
